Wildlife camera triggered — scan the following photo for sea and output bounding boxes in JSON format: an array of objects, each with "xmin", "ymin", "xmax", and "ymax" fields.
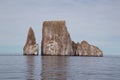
[{"xmin": 0, "ymin": 55, "xmax": 120, "ymax": 80}]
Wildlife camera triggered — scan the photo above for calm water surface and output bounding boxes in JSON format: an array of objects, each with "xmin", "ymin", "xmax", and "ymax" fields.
[{"xmin": 0, "ymin": 55, "xmax": 120, "ymax": 80}]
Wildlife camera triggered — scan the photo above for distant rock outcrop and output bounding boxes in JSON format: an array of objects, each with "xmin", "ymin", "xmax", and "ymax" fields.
[
  {"xmin": 41, "ymin": 20, "xmax": 103, "ymax": 57},
  {"xmin": 75, "ymin": 41, "xmax": 103, "ymax": 57},
  {"xmin": 41, "ymin": 21, "xmax": 73, "ymax": 55},
  {"xmin": 23, "ymin": 27, "xmax": 39, "ymax": 55}
]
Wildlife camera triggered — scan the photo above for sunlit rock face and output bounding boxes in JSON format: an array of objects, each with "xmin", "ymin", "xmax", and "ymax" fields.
[
  {"xmin": 23, "ymin": 27, "xmax": 39, "ymax": 55},
  {"xmin": 75, "ymin": 41, "xmax": 103, "ymax": 57},
  {"xmin": 41, "ymin": 21, "xmax": 73, "ymax": 55}
]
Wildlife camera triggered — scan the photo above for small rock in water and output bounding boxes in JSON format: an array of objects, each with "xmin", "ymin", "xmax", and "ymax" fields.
[
  {"xmin": 75, "ymin": 40, "xmax": 103, "ymax": 57},
  {"xmin": 23, "ymin": 27, "xmax": 39, "ymax": 55}
]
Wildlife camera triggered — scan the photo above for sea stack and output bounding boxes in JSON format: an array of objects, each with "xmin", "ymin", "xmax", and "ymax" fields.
[
  {"xmin": 41, "ymin": 21, "xmax": 73, "ymax": 55},
  {"xmin": 41, "ymin": 20, "xmax": 103, "ymax": 57},
  {"xmin": 75, "ymin": 41, "xmax": 103, "ymax": 57},
  {"xmin": 23, "ymin": 27, "xmax": 39, "ymax": 55}
]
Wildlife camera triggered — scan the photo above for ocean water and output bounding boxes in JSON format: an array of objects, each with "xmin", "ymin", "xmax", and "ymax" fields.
[{"xmin": 0, "ymin": 55, "xmax": 120, "ymax": 80}]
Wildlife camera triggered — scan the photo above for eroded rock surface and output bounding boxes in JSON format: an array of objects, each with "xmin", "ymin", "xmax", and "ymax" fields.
[
  {"xmin": 23, "ymin": 27, "xmax": 39, "ymax": 55},
  {"xmin": 41, "ymin": 20, "xmax": 103, "ymax": 57},
  {"xmin": 75, "ymin": 41, "xmax": 103, "ymax": 57},
  {"xmin": 41, "ymin": 21, "xmax": 73, "ymax": 55}
]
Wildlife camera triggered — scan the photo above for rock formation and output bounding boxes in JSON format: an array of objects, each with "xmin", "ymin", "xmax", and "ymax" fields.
[
  {"xmin": 75, "ymin": 41, "xmax": 103, "ymax": 57},
  {"xmin": 23, "ymin": 27, "xmax": 39, "ymax": 55},
  {"xmin": 41, "ymin": 21, "xmax": 73, "ymax": 55},
  {"xmin": 41, "ymin": 20, "xmax": 103, "ymax": 57}
]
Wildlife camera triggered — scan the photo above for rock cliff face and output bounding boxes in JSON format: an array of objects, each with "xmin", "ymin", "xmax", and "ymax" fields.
[
  {"xmin": 41, "ymin": 21, "xmax": 73, "ymax": 55},
  {"xmin": 23, "ymin": 27, "xmax": 39, "ymax": 55},
  {"xmin": 41, "ymin": 20, "xmax": 103, "ymax": 57},
  {"xmin": 75, "ymin": 41, "xmax": 103, "ymax": 56}
]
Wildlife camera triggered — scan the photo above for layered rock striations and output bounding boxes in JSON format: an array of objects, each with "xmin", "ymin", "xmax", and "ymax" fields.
[
  {"xmin": 23, "ymin": 27, "xmax": 39, "ymax": 55},
  {"xmin": 41, "ymin": 20, "xmax": 103, "ymax": 57},
  {"xmin": 41, "ymin": 21, "xmax": 73, "ymax": 55}
]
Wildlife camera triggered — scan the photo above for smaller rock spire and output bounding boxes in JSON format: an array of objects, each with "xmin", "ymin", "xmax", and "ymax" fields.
[{"xmin": 23, "ymin": 27, "xmax": 39, "ymax": 55}]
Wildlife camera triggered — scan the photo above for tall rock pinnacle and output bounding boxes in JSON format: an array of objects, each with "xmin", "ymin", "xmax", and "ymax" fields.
[
  {"xmin": 23, "ymin": 27, "xmax": 39, "ymax": 55},
  {"xmin": 41, "ymin": 21, "xmax": 73, "ymax": 55}
]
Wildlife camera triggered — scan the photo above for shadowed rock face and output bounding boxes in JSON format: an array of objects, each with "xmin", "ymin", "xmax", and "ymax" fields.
[
  {"xmin": 23, "ymin": 27, "xmax": 39, "ymax": 55},
  {"xmin": 41, "ymin": 21, "xmax": 73, "ymax": 55}
]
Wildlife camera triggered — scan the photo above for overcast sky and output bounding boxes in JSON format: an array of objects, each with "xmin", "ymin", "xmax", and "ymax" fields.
[{"xmin": 0, "ymin": 0, "xmax": 120, "ymax": 55}]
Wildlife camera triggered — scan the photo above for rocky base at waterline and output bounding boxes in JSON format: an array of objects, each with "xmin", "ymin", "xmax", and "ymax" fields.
[
  {"xmin": 72, "ymin": 41, "xmax": 103, "ymax": 57},
  {"xmin": 23, "ymin": 27, "xmax": 39, "ymax": 55},
  {"xmin": 41, "ymin": 21, "xmax": 103, "ymax": 57}
]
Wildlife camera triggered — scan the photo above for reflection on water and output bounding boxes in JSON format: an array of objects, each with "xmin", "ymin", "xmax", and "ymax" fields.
[
  {"xmin": 25, "ymin": 56, "xmax": 35, "ymax": 80},
  {"xmin": 24, "ymin": 56, "xmax": 120, "ymax": 80},
  {"xmin": 25, "ymin": 56, "xmax": 41, "ymax": 80},
  {"xmin": 25, "ymin": 56, "xmax": 68, "ymax": 80},
  {"xmin": 1, "ymin": 55, "xmax": 120, "ymax": 80},
  {"xmin": 41, "ymin": 56, "xmax": 67, "ymax": 80}
]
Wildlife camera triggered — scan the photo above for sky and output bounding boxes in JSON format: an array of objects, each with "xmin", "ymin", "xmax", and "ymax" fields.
[{"xmin": 0, "ymin": 0, "xmax": 120, "ymax": 55}]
